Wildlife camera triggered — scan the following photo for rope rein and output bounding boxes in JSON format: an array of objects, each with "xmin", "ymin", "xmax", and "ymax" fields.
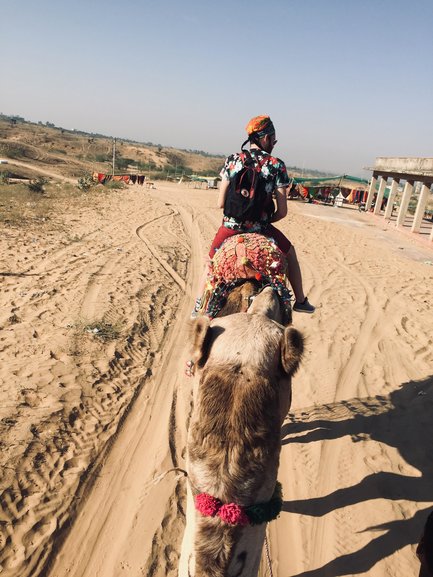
[{"xmin": 265, "ymin": 533, "xmax": 274, "ymax": 577}]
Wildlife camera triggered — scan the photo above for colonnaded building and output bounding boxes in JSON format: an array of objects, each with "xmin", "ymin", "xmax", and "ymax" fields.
[{"xmin": 365, "ymin": 157, "xmax": 433, "ymax": 242}]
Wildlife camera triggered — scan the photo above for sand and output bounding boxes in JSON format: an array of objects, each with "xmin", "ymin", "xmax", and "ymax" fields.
[{"xmin": 1, "ymin": 181, "xmax": 432, "ymax": 577}]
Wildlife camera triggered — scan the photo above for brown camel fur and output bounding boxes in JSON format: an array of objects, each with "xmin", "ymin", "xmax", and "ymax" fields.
[
  {"xmin": 217, "ymin": 280, "xmax": 292, "ymax": 325},
  {"xmin": 179, "ymin": 288, "xmax": 304, "ymax": 577}
]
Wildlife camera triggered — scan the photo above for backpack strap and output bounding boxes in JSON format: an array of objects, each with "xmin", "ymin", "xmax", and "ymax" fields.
[
  {"xmin": 240, "ymin": 148, "xmax": 255, "ymax": 167},
  {"xmin": 235, "ymin": 150, "xmax": 258, "ymax": 194},
  {"xmin": 235, "ymin": 150, "xmax": 268, "ymax": 196},
  {"xmin": 241, "ymin": 146, "xmax": 271, "ymax": 169},
  {"xmin": 255, "ymin": 154, "xmax": 269, "ymax": 172}
]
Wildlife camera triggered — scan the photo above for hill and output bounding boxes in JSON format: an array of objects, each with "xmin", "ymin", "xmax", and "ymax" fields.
[
  {"xmin": 0, "ymin": 115, "xmax": 225, "ymax": 182},
  {"xmin": 0, "ymin": 114, "xmax": 336, "ymax": 184}
]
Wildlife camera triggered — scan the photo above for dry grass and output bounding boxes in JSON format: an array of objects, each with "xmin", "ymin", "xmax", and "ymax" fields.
[
  {"xmin": 0, "ymin": 180, "xmax": 94, "ymax": 227},
  {"xmin": 0, "ymin": 182, "xmax": 53, "ymax": 226},
  {"xmin": 82, "ymin": 320, "xmax": 123, "ymax": 342}
]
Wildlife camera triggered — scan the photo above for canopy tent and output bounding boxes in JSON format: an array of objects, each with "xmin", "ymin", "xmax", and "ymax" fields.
[
  {"xmin": 185, "ymin": 174, "xmax": 219, "ymax": 189},
  {"xmin": 292, "ymin": 174, "xmax": 369, "ymax": 190},
  {"xmin": 290, "ymin": 174, "xmax": 369, "ymax": 203}
]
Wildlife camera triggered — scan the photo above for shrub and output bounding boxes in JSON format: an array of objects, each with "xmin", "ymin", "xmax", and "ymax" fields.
[
  {"xmin": 105, "ymin": 180, "xmax": 125, "ymax": 190},
  {"xmin": 84, "ymin": 320, "xmax": 122, "ymax": 342},
  {"xmin": 0, "ymin": 143, "xmax": 28, "ymax": 159},
  {"xmin": 28, "ymin": 177, "xmax": 48, "ymax": 194},
  {"xmin": 77, "ymin": 175, "xmax": 94, "ymax": 192},
  {"xmin": 115, "ymin": 157, "xmax": 135, "ymax": 170},
  {"xmin": 0, "ymin": 171, "xmax": 10, "ymax": 185}
]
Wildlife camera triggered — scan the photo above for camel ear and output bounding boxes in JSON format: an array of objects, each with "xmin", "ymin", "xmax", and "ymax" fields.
[
  {"xmin": 281, "ymin": 327, "xmax": 304, "ymax": 376},
  {"xmin": 189, "ymin": 316, "xmax": 211, "ymax": 366}
]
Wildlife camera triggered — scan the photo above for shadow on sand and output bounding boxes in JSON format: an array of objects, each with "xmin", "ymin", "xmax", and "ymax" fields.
[{"xmin": 281, "ymin": 375, "xmax": 433, "ymax": 576}]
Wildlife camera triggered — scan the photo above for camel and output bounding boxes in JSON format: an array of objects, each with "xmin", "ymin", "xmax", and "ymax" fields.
[{"xmin": 179, "ymin": 288, "xmax": 304, "ymax": 577}]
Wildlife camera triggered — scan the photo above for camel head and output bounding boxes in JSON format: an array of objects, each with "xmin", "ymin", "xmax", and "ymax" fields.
[
  {"xmin": 190, "ymin": 287, "xmax": 303, "ymax": 384},
  {"xmin": 218, "ymin": 281, "xmax": 293, "ymax": 325},
  {"xmin": 181, "ymin": 288, "xmax": 304, "ymax": 577}
]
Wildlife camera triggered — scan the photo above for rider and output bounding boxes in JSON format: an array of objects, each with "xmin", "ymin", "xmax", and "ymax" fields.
[{"xmin": 192, "ymin": 114, "xmax": 315, "ymax": 317}]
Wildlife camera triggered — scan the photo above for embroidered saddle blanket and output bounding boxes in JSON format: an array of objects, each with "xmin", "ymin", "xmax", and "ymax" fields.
[{"xmin": 201, "ymin": 233, "xmax": 292, "ymax": 319}]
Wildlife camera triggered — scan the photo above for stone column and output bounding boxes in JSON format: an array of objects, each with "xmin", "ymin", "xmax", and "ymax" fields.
[
  {"xmin": 411, "ymin": 183, "xmax": 432, "ymax": 233},
  {"xmin": 396, "ymin": 180, "xmax": 414, "ymax": 227},
  {"xmin": 374, "ymin": 177, "xmax": 388, "ymax": 214},
  {"xmin": 365, "ymin": 175, "xmax": 377, "ymax": 211},
  {"xmin": 384, "ymin": 179, "xmax": 399, "ymax": 219}
]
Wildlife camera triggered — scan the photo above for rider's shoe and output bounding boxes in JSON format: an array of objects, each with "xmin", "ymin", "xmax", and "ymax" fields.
[
  {"xmin": 190, "ymin": 297, "xmax": 202, "ymax": 319},
  {"xmin": 293, "ymin": 297, "xmax": 315, "ymax": 314}
]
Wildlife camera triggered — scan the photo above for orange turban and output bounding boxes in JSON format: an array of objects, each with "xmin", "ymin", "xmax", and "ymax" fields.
[{"xmin": 245, "ymin": 115, "xmax": 275, "ymax": 137}]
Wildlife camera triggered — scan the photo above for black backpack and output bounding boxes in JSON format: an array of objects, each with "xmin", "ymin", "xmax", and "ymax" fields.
[{"xmin": 223, "ymin": 150, "xmax": 274, "ymax": 223}]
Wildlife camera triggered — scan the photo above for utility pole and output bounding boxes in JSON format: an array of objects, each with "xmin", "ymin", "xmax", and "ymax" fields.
[{"xmin": 112, "ymin": 137, "xmax": 116, "ymax": 176}]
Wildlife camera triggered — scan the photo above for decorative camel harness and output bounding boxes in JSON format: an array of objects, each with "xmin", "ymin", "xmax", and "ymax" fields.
[
  {"xmin": 199, "ymin": 232, "xmax": 292, "ymax": 319},
  {"xmin": 195, "ymin": 481, "xmax": 283, "ymax": 526}
]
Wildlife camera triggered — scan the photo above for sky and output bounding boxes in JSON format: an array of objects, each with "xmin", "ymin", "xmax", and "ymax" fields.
[{"xmin": 1, "ymin": 0, "xmax": 432, "ymax": 177}]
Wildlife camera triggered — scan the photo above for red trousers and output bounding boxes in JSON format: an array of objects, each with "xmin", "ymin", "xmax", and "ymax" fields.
[{"xmin": 209, "ymin": 224, "xmax": 292, "ymax": 258}]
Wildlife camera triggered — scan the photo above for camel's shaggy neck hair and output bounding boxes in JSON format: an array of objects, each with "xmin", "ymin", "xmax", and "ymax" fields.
[{"xmin": 189, "ymin": 363, "xmax": 281, "ymax": 503}]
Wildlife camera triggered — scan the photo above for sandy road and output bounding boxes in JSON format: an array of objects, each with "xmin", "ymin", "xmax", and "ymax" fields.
[
  {"xmin": 268, "ymin": 204, "xmax": 433, "ymax": 577},
  {"xmin": 46, "ymin": 190, "xmax": 209, "ymax": 577},
  {"xmin": 3, "ymin": 181, "xmax": 432, "ymax": 577},
  {"xmin": 0, "ymin": 183, "xmax": 207, "ymax": 577},
  {"xmin": 48, "ymin": 187, "xmax": 433, "ymax": 577}
]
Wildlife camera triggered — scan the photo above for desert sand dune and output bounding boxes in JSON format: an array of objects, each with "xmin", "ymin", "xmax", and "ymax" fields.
[{"xmin": 0, "ymin": 182, "xmax": 432, "ymax": 577}]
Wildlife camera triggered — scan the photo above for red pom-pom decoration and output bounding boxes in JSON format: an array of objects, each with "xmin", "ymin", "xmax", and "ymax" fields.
[
  {"xmin": 218, "ymin": 503, "xmax": 249, "ymax": 526},
  {"xmin": 195, "ymin": 493, "xmax": 221, "ymax": 517},
  {"xmin": 255, "ymin": 272, "xmax": 262, "ymax": 281},
  {"xmin": 237, "ymin": 236, "xmax": 245, "ymax": 243}
]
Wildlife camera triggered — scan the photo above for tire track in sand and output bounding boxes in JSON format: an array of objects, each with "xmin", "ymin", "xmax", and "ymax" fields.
[
  {"xmin": 296, "ymin": 253, "xmax": 393, "ymax": 574},
  {"xmin": 46, "ymin": 204, "xmax": 203, "ymax": 577},
  {"xmin": 136, "ymin": 211, "xmax": 186, "ymax": 292},
  {"xmin": 0, "ymin": 202, "xmax": 191, "ymax": 577}
]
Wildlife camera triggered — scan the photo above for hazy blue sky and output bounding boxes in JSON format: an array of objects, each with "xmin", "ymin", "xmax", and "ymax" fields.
[{"xmin": 1, "ymin": 0, "xmax": 432, "ymax": 176}]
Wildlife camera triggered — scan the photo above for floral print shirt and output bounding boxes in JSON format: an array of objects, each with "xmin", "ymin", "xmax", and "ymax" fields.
[
  {"xmin": 220, "ymin": 148, "xmax": 290, "ymax": 189},
  {"xmin": 220, "ymin": 147, "xmax": 290, "ymax": 228}
]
